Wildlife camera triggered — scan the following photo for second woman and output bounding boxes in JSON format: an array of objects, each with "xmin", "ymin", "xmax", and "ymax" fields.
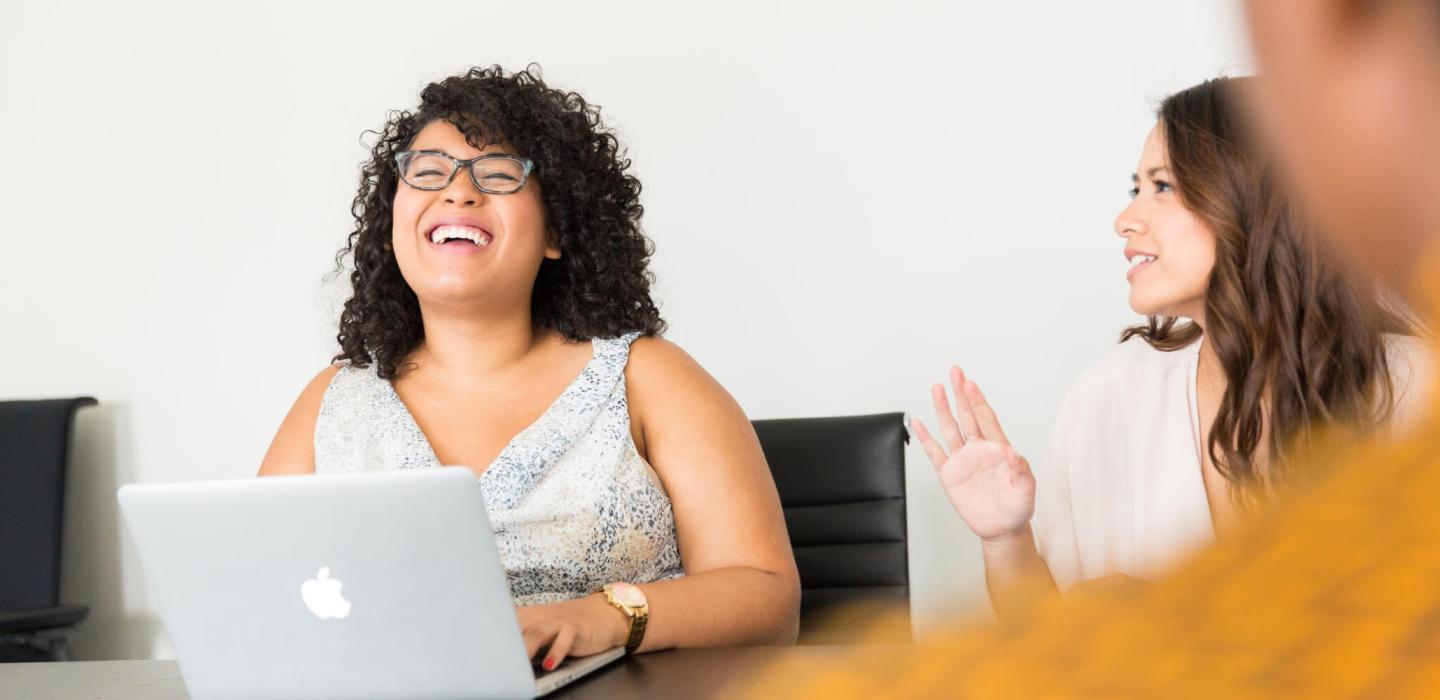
[{"xmin": 914, "ymin": 77, "xmax": 1426, "ymax": 619}]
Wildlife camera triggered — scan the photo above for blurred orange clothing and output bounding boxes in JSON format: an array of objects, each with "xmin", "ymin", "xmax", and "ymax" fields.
[{"xmin": 747, "ymin": 264, "xmax": 1440, "ymax": 699}]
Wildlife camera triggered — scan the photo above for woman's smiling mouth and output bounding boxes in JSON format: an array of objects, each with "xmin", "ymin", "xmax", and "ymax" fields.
[
  {"xmin": 429, "ymin": 224, "xmax": 492, "ymax": 247},
  {"xmin": 1126, "ymin": 249, "xmax": 1158, "ymax": 281},
  {"xmin": 423, "ymin": 216, "xmax": 496, "ymax": 254}
]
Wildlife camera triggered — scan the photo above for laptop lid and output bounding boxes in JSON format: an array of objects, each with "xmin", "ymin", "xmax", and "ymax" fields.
[{"xmin": 119, "ymin": 468, "xmax": 540, "ymax": 700}]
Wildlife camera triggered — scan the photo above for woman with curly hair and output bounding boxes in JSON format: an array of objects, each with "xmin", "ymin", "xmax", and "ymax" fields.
[
  {"xmin": 258, "ymin": 65, "xmax": 800, "ymax": 666},
  {"xmin": 911, "ymin": 76, "xmax": 1428, "ymax": 621}
]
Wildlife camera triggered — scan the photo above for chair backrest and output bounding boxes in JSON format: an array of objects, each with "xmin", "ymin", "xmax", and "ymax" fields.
[
  {"xmin": 0, "ymin": 398, "xmax": 96, "ymax": 611},
  {"xmin": 752, "ymin": 412, "xmax": 909, "ymax": 643}
]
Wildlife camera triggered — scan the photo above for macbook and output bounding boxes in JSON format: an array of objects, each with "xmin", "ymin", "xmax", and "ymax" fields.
[{"xmin": 118, "ymin": 467, "xmax": 623, "ymax": 699}]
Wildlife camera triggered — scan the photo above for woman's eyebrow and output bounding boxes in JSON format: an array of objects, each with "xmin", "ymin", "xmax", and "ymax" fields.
[
  {"xmin": 412, "ymin": 147, "xmax": 516, "ymax": 158},
  {"xmin": 1130, "ymin": 167, "xmax": 1173, "ymax": 183}
]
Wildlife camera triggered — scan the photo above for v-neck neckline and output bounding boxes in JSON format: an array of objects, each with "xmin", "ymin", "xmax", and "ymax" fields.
[
  {"xmin": 1184, "ymin": 335, "xmax": 1219, "ymax": 537},
  {"xmin": 384, "ymin": 338, "xmax": 603, "ymax": 482}
]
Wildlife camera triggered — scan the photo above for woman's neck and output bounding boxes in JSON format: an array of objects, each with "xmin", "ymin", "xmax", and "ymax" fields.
[
  {"xmin": 1195, "ymin": 324, "xmax": 1226, "ymax": 398},
  {"xmin": 409, "ymin": 302, "xmax": 544, "ymax": 380}
]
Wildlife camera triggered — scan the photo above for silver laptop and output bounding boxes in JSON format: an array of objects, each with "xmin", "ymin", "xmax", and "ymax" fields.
[{"xmin": 118, "ymin": 467, "xmax": 624, "ymax": 699}]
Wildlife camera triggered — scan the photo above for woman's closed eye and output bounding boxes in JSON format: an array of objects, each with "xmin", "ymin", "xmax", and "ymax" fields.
[{"xmin": 1128, "ymin": 179, "xmax": 1174, "ymax": 199}]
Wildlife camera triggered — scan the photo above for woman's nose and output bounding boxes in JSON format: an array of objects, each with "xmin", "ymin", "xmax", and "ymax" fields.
[
  {"xmin": 442, "ymin": 169, "xmax": 483, "ymax": 206},
  {"xmin": 1114, "ymin": 199, "xmax": 1145, "ymax": 239}
]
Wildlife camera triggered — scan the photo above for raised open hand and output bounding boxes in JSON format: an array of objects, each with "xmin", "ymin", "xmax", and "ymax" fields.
[{"xmin": 912, "ymin": 367, "xmax": 1035, "ymax": 543}]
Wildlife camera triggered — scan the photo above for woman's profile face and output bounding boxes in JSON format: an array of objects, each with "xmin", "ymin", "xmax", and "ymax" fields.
[
  {"xmin": 390, "ymin": 119, "xmax": 559, "ymax": 313},
  {"xmin": 1114, "ymin": 124, "xmax": 1217, "ymax": 321}
]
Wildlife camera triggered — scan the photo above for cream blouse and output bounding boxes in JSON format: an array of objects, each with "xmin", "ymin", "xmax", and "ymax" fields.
[{"xmin": 1031, "ymin": 333, "xmax": 1430, "ymax": 592}]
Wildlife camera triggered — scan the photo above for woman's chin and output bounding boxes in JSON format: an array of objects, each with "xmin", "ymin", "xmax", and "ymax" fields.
[
  {"xmin": 1128, "ymin": 293, "xmax": 1160, "ymax": 318},
  {"xmin": 413, "ymin": 284, "xmax": 503, "ymax": 310}
]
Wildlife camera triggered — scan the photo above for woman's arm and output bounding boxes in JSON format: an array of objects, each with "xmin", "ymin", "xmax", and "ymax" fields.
[
  {"xmin": 519, "ymin": 338, "xmax": 800, "ymax": 669},
  {"xmin": 256, "ymin": 365, "xmax": 338, "ymax": 476},
  {"xmin": 975, "ymin": 527, "xmax": 1058, "ymax": 622},
  {"xmin": 623, "ymin": 337, "xmax": 801, "ymax": 648},
  {"xmin": 912, "ymin": 367, "xmax": 1060, "ymax": 622}
]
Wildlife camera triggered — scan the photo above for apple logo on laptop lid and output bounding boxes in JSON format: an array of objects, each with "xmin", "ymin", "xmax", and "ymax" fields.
[{"xmin": 301, "ymin": 567, "xmax": 352, "ymax": 620}]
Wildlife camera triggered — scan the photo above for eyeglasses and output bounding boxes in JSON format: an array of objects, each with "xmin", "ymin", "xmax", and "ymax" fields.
[{"xmin": 394, "ymin": 150, "xmax": 535, "ymax": 194}]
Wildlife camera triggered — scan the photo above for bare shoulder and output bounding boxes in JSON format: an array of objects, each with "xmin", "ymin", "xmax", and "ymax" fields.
[
  {"xmin": 626, "ymin": 336, "xmax": 715, "ymax": 388},
  {"xmin": 624, "ymin": 336, "xmax": 752, "ymax": 451},
  {"xmin": 295, "ymin": 363, "xmax": 345, "ymax": 413},
  {"xmin": 257, "ymin": 363, "xmax": 344, "ymax": 477},
  {"xmin": 309, "ymin": 362, "xmax": 345, "ymax": 391}
]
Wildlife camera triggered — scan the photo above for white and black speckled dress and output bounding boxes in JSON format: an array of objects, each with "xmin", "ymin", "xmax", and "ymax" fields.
[{"xmin": 313, "ymin": 332, "xmax": 685, "ymax": 606}]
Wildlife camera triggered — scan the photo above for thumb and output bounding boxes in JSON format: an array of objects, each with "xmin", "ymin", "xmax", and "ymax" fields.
[{"xmin": 1004, "ymin": 451, "xmax": 1035, "ymax": 489}]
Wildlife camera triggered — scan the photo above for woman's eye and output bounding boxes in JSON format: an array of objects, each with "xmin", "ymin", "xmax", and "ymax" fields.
[
  {"xmin": 483, "ymin": 172, "xmax": 519, "ymax": 182},
  {"xmin": 1127, "ymin": 187, "xmax": 1140, "ymax": 199},
  {"xmin": 415, "ymin": 169, "xmax": 446, "ymax": 177},
  {"xmin": 1153, "ymin": 179, "xmax": 1173, "ymax": 193}
]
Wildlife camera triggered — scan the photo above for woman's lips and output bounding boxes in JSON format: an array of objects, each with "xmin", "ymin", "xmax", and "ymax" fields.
[
  {"xmin": 1126, "ymin": 257, "xmax": 1156, "ymax": 281},
  {"xmin": 1125, "ymin": 250, "xmax": 1158, "ymax": 282},
  {"xmin": 425, "ymin": 224, "xmax": 493, "ymax": 254}
]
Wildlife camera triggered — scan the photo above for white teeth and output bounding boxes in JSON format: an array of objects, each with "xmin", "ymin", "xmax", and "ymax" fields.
[
  {"xmin": 1128, "ymin": 254, "xmax": 1157, "ymax": 269},
  {"xmin": 429, "ymin": 225, "xmax": 491, "ymax": 247}
]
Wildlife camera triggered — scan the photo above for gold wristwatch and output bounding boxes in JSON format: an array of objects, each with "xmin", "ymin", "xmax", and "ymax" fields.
[{"xmin": 601, "ymin": 582, "xmax": 649, "ymax": 653}]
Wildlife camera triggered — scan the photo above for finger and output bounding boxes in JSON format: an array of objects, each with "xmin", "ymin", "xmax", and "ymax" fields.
[
  {"xmin": 964, "ymin": 380, "xmax": 1009, "ymax": 444},
  {"xmin": 948, "ymin": 367, "xmax": 982, "ymax": 442},
  {"xmin": 910, "ymin": 419, "xmax": 950, "ymax": 470},
  {"xmin": 930, "ymin": 382, "xmax": 968, "ymax": 453},
  {"xmin": 523, "ymin": 625, "xmax": 554, "ymax": 661},
  {"xmin": 543, "ymin": 625, "xmax": 578, "ymax": 671}
]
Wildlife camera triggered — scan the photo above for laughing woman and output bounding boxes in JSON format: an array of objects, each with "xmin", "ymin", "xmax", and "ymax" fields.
[
  {"xmin": 913, "ymin": 77, "xmax": 1428, "ymax": 621},
  {"xmin": 258, "ymin": 66, "xmax": 799, "ymax": 666}
]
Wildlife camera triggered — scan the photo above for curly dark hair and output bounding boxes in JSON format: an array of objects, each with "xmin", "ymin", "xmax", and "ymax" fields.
[{"xmin": 332, "ymin": 64, "xmax": 665, "ymax": 379}]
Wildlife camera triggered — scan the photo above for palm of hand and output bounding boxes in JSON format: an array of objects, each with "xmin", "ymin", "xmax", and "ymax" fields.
[
  {"xmin": 937, "ymin": 441, "xmax": 1035, "ymax": 542},
  {"xmin": 914, "ymin": 367, "xmax": 1037, "ymax": 543}
]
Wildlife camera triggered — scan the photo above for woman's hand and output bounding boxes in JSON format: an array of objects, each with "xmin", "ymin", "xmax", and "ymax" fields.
[
  {"xmin": 912, "ymin": 366, "xmax": 1036, "ymax": 543},
  {"xmin": 515, "ymin": 593, "xmax": 629, "ymax": 671}
]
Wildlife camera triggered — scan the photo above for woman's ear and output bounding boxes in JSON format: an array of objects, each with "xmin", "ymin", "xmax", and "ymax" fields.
[{"xmin": 544, "ymin": 230, "xmax": 562, "ymax": 260}]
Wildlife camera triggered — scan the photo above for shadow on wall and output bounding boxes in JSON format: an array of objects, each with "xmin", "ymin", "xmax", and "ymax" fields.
[{"xmin": 61, "ymin": 401, "xmax": 165, "ymax": 660}]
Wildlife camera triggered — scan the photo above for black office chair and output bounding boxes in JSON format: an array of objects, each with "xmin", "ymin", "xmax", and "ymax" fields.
[
  {"xmin": 753, "ymin": 412, "xmax": 909, "ymax": 644},
  {"xmin": 0, "ymin": 397, "xmax": 96, "ymax": 662}
]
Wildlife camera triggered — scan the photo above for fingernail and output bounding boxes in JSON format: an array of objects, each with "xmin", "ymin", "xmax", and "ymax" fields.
[{"xmin": 543, "ymin": 658, "xmax": 555, "ymax": 671}]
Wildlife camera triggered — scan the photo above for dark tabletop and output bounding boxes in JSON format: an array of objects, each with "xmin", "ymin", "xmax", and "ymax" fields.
[{"xmin": 0, "ymin": 645, "xmax": 875, "ymax": 699}]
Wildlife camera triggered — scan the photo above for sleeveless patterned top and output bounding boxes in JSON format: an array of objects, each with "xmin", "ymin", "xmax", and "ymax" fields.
[{"xmin": 313, "ymin": 333, "xmax": 684, "ymax": 606}]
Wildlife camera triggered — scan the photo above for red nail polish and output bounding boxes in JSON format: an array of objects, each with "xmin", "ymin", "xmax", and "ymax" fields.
[{"xmin": 543, "ymin": 658, "xmax": 555, "ymax": 671}]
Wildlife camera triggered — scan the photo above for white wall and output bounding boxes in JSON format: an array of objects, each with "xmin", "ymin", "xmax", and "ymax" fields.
[{"xmin": 0, "ymin": 0, "xmax": 1251, "ymax": 660}]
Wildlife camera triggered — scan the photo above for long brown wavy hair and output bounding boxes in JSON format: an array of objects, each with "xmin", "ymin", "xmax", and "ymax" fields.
[{"xmin": 1121, "ymin": 77, "xmax": 1413, "ymax": 505}]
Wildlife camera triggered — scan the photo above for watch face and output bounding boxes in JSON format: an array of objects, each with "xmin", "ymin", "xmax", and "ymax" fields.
[{"xmin": 610, "ymin": 582, "xmax": 647, "ymax": 607}]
